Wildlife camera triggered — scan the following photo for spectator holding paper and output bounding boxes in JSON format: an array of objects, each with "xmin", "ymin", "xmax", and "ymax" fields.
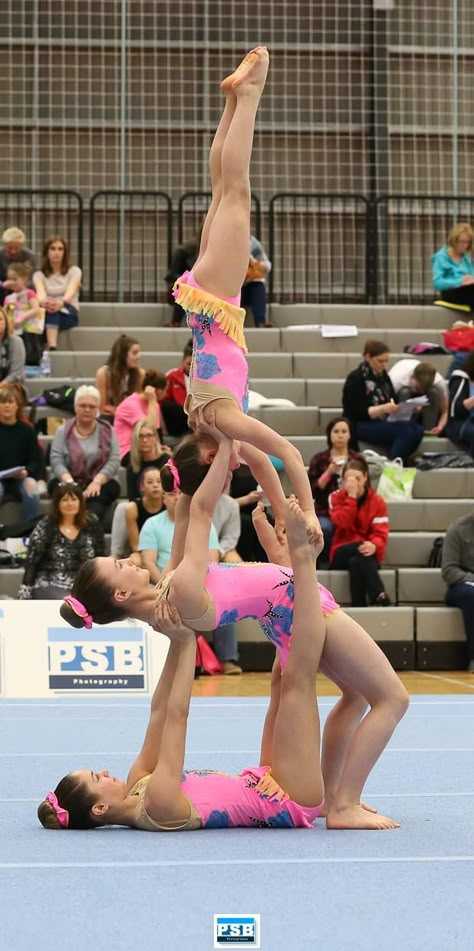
[
  {"xmin": 342, "ymin": 339, "xmax": 424, "ymax": 465},
  {"xmin": 388, "ymin": 358, "xmax": 448, "ymax": 435}
]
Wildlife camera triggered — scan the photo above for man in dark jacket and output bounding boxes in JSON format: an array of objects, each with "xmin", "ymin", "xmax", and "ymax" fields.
[{"xmin": 441, "ymin": 512, "xmax": 474, "ymax": 671}]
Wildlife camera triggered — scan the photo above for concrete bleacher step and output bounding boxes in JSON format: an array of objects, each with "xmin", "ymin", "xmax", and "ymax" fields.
[
  {"xmin": 318, "ymin": 570, "xmax": 397, "ymax": 605},
  {"xmin": 68, "ymin": 327, "xmax": 282, "ymax": 354},
  {"xmin": 385, "ymin": 499, "xmax": 471, "ymax": 533},
  {"xmin": 288, "ymin": 328, "xmax": 444, "ymax": 355},
  {"xmin": 398, "ymin": 568, "xmax": 445, "ymax": 603},
  {"xmin": 288, "ymin": 435, "xmax": 459, "ymax": 464},
  {"xmin": 269, "ymin": 304, "xmax": 450, "ymax": 330},
  {"xmin": 78, "ymin": 303, "xmax": 168, "ymax": 327},
  {"xmin": 49, "ymin": 350, "xmax": 295, "ymax": 379},
  {"xmin": 384, "ymin": 532, "xmax": 440, "ymax": 567}
]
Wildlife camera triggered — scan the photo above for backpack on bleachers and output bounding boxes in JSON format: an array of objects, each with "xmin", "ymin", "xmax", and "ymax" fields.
[
  {"xmin": 415, "ymin": 452, "xmax": 474, "ymax": 470},
  {"xmin": 428, "ymin": 537, "xmax": 444, "ymax": 568}
]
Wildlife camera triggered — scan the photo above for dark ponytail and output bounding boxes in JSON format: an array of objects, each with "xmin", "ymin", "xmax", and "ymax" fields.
[
  {"xmin": 161, "ymin": 434, "xmax": 211, "ymax": 495},
  {"xmin": 60, "ymin": 559, "xmax": 127, "ymax": 628}
]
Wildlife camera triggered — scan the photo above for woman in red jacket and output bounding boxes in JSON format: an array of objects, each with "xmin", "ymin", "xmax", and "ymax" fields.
[{"xmin": 329, "ymin": 457, "xmax": 390, "ymax": 607}]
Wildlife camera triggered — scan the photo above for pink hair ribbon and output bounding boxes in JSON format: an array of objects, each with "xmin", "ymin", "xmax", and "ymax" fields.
[
  {"xmin": 64, "ymin": 595, "xmax": 93, "ymax": 629},
  {"xmin": 46, "ymin": 791, "xmax": 69, "ymax": 828},
  {"xmin": 166, "ymin": 459, "xmax": 181, "ymax": 491}
]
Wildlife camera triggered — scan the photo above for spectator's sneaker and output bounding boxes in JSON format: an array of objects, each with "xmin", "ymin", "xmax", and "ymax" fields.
[
  {"xmin": 434, "ymin": 300, "xmax": 471, "ymax": 313},
  {"xmin": 374, "ymin": 592, "xmax": 391, "ymax": 607},
  {"xmin": 223, "ymin": 661, "xmax": 243, "ymax": 675}
]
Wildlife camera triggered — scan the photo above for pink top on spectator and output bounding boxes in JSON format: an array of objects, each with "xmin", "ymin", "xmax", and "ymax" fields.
[{"xmin": 114, "ymin": 392, "xmax": 161, "ymax": 460}]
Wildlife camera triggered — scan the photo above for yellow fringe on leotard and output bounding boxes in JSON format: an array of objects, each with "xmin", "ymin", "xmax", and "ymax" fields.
[
  {"xmin": 255, "ymin": 770, "xmax": 287, "ymax": 802},
  {"xmin": 173, "ymin": 279, "xmax": 248, "ymax": 353}
]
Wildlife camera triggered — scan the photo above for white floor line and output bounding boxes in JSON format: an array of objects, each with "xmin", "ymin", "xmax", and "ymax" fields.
[
  {"xmin": 0, "ymin": 698, "xmax": 473, "ymax": 708},
  {"xmin": 420, "ymin": 672, "xmax": 474, "ymax": 691},
  {"xmin": 2, "ymin": 745, "xmax": 474, "ymax": 757},
  {"xmin": 0, "ymin": 856, "xmax": 472, "ymax": 870},
  {"xmin": 2, "ymin": 791, "xmax": 474, "ymax": 803}
]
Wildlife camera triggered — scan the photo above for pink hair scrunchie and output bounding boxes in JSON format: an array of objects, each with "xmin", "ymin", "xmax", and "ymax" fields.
[
  {"xmin": 63, "ymin": 596, "xmax": 93, "ymax": 629},
  {"xmin": 166, "ymin": 460, "xmax": 181, "ymax": 491},
  {"xmin": 46, "ymin": 791, "xmax": 69, "ymax": 828}
]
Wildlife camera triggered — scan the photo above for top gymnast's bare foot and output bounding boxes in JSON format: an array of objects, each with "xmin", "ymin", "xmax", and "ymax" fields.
[
  {"xmin": 285, "ymin": 495, "xmax": 314, "ymax": 557},
  {"xmin": 221, "ymin": 46, "xmax": 269, "ymax": 94}
]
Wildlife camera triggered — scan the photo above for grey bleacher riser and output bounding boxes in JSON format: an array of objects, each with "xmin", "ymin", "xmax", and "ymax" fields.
[
  {"xmin": 384, "ymin": 533, "xmax": 441, "ymax": 567},
  {"xmin": 250, "ymin": 407, "xmax": 320, "ymax": 436},
  {"xmin": 77, "ymin": 304, "xmax": 168, "ymax": 327},
  {"xmin": 343, "ymin": 606, "xmax": 416, "ymax": 669},
  {"xmin": 415, "ymin": 606, "xmax": 468, "ymax": 669},
  {"xmin": 287, "ymin": 436, "xmax": 461, "ymax": 466},
  {"xmin": 293, "ymin": 347, "xmax": 452, "ymax": 380},
  {"xmin": 398, "ymin": 568, "xmax": 446, "ymax": 603},
  {"xmin": 49, "ymin": 351, "xmax": 294, "ymax": 379},
  {"xmin": 386, "ymin": 499, "xmax": 472, "ymax": 532},
  {"xmin": 413, "ymin": 470, "xmax": 474, "ymax": 499},
  {"xmin": 269, "ymin": 304, "xmax": 449, "ymax": 330},
  {"xmin": 236, "ymin": 607, "xmax": 414, "ymax": 645},
  {"xmin": 285, "ymin": 328, "xmax": 444, "ymax": 355},
  {"xmin": 416, "ymin": 607, "xmax": 465, "ymax": 642},
  {"xmin": 0, "ymin": 569, "xmax": 23, "ymax": 598},
  {"xmin": 292, "ymin": 351, "xmax": 452, "ymax": 376},
  {"xmin": 68, "ymin": 327, "xmax": 282, "ymax": 354},
  {"xmin": 248, "ymin": 379, "xmax": 308, "ymax": 405},
  {"xmin": 318, "ymin": 570, "xmax": 396, "ymax": 605}
]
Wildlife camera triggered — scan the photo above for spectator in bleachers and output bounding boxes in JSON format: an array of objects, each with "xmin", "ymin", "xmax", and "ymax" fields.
[
  {"xmin": 308, "ymin": 416, "xmax": 362, "ymax": 564},
  {"xmin": 432, "ymin": 222, "xmax": 474, "ymax": 311},
  {"xmin": 441, "ymin": 512, "xmax": 474, "ymax": 672},
  {"xmin": 95, "ymin": 334, "xmax": 145, "ymax": 421},
  {"xmin": 125, "ymin": 466, "xmax": 165, "ymax": 559},
  {"xmin": 329, "ymin": 457, "xmax": 390, "ymax": 607},
  {"xmin": 114, "ymin": 369, "xmax": 169, "ymax": 466},
  {"xmin": 4, "ymin": 262, "xmax": 45, "ymax": 366},
  {"xmin": 48, "ymin": 385, "xmax": 120, "ymax": 522},
  {"xmin": 17, "ymin": 483, "xmax": 104, "ymax": 600},
  {"xmin": 126, "ymin": 418, "xmax": 172, "ymax": 500},
  {"xmin": 388, "ymin": 358, "xmax": 448, "ymax": 435},
  {"xmin": 0, "ymin": 383, "xmax": 43, "ymax": 520},
  {"xmin": 241, "ymin": 234, "xmax": 271, "ymax": 327},
  {"xmin": 0, "ymin": 307, "xmax": 26, "ymax": 384},
  {"xmin": 138, "ymin": 484, "xmax": 219, "ymax": 584},
  {"xmin": 342, "ymin": 339, "xmax": 423, "ymax": 464},
  {"xmin": 445, "ymin": 350, "xmax": 474, "ymax": 458},
  {"xmin": 33, "ymin": 235, "xmax": 81, "ymax": 350},
  {"xmin": 164, "ymin": 233, "xmax": 200, "ymax": 326},
  {"xmin": 0, "ymin": 228, "xmax": 35, "ymax": 305},
  {"xmin": 160, "ymin": 339, "xmax": 192, "ymax": 437}
]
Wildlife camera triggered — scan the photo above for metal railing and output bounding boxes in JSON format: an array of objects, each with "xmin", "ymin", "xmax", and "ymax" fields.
[
  {"xmin": 0, "ymin": 190, "xmax": 83, "ymax": 272},
  {"xmin": 2, "ymin": 189, "xmax": 472, "ymax": 303},
  {"xmin": 177, "ymin": 192, "xmax": 262, "ymax": 245},
  {"xmin": 88, "ymin": 191, "xmax": 173, "ymax": 302},
  {"xmin": 268, "ymin": 193, "xmax": 370, "ymax": 303},
  {"xmin": 375, "ymin": 195, "xmax": 474, "ymax": 304}
]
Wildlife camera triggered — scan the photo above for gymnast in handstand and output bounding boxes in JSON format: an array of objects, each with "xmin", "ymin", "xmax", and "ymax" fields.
[{"xmin": 159, "ymin": 45, "xmax": 319, "ymax": 542}]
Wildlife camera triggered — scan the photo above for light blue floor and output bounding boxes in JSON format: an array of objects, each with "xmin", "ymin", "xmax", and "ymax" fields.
[{"xmin": 0, "ymin": 695, "xmax": 473, "ymax": 951}]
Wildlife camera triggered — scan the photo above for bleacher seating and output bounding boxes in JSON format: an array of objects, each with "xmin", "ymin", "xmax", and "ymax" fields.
[{"xmin": 0, "ymin": 301, "xmax": 469, "ymax": 671}]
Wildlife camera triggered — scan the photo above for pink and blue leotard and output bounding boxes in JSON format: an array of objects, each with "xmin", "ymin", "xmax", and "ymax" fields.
[
  {"xmin": 204, "ymin": 561, "xmax": 339, "ymax": 667},
  {"xmin": 173, "ymin": 269, "xmax": 249, "ymax": 420},
  {"xmin": 131, "ymin": 767, "xmax": 323, "ymax": 832}
]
